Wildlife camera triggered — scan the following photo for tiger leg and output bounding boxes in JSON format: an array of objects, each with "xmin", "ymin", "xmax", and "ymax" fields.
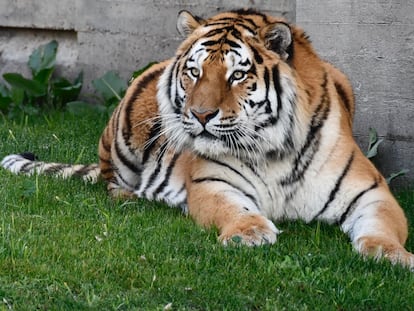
[
  {"xmin": 98, "ymin": 124, "xmax": 136, "ymax": 200},
  {"xmin": 187, "ymin": 181, "xmax": 280, "ymax": 246},
  {"xmin": 341, "ymin": 188, "xmax": 414, "ymax": 269},
  {"xmin": 107, "ymin": 181, "xmax": 136, "ymax": 199}
]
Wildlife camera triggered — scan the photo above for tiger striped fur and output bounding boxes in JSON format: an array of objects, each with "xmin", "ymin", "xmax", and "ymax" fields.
[{"xmin": 2, "ymin": 9, "xmax": 413, "ymax": 270}]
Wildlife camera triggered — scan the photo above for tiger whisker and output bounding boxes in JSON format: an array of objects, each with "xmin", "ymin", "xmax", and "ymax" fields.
[
  {"xmin": 141, "ymin": 115, "xmax": 181, "ymax": 150},
  {"xmin": 131, "ymin": 115, "xmax": 163, "ymax": 129}
]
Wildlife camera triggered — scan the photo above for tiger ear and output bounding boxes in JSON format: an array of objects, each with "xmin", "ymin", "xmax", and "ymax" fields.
[
  {"xmin": 261, "ymin": 22, "xmax": 292, "ymax": 61},
  {"xmin": 177, "ymin": 10, "xmax": 205, "ymax": 37}
]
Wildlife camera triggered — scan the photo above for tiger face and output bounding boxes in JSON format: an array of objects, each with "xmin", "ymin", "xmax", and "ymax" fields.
[{"xmin": 157, "ymin": 10, "xmax": 300, "ymax": 161}]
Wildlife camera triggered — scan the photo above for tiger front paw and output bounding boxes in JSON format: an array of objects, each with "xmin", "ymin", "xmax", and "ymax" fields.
[{"xmin": 219, "ymin": 214, "xmax": 281, "ymax": 246}]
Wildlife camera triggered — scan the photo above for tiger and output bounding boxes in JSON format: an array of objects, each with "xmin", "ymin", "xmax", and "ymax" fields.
[{"xmin": 2, "ymin": 9, "xmax": 413, "ymax": 270}]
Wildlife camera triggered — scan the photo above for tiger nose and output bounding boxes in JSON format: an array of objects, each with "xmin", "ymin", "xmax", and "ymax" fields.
[{"xmin": 190, "ymin": 108, "xmax": 219, "ymax": 126}]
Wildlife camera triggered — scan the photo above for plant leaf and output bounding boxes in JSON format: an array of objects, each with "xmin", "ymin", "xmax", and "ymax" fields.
[
  {"xmin": 386, "ymin": 169, "xmax": 409, "ymax": 184},
  {"xmin": 92, "ymin": 71, "xmax": 127, "ymax": 103},
  {"xmin": 29, "ymin": 40, "xmax": 58, "ymax": 83},
  {"xmin": 34, "ymin": 68, "xmax": 55, "ymax": 85},
  {"xmin": 74, "ymin": 71, "xmax": 84, "ymax": 86},
  {"xmin": 3, "ymin": 73, "xmax": 46, "ymax": 97},
  {"xmin": 20, "ymin": 104, "xmax": 40, "ymax": 116},
  {"xmin": 52, "ymin": 78, "xmax": 83, "ymax": 101},
  {"xmin": 0, "ymin": 84, "xmax": 12, "ymax": 109},
  {"xmin": 366, "ymin": 128, "xmax": 378, "ymax": 154},
  {"xmin": 10, "ymin": 88, "xmax": 25, "ymax": 106},
  {"xmin": 366, "ymin": 138, "xmax": 383, "ymax": 159}
]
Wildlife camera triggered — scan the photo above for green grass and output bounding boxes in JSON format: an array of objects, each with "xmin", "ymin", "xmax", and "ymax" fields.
[{"xmin": 1, "ymin": 111, "xmax": 414, "ymax": 310}]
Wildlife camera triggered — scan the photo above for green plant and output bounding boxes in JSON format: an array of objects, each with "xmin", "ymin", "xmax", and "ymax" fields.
[
  {"xmin": 66, "ymin": 70, "xmax": 127, "ymax": 116},
  {"xmin": 0, "ymin": 40, "xmax": 83, "ymax": 118},
  {"xmin": 67, "ymin": 62, "xmax": 157, "ymax": 116},
  {"xmin": 365, "ymin": 128, "xmax": 409, "ymax": 184}
]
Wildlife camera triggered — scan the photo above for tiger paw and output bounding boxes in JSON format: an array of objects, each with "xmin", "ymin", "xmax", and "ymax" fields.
[
  {"xmin": 357, "ymin": 236, "xmax": 414, "ymax": 270},
  {"xmin": 219, "ymin": 214, "xmax": 281, "ymax": 246}
]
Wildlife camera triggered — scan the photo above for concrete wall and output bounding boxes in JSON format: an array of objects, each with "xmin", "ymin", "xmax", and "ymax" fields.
[
  {"xmin": 0, "ymin": 0, "xmax": 413, "ymax": 186},
  {"xmin": 0, "ymin": 0, "xmax": 294, "ymax": 92},
  {"xmin": 296, "ymin": 0, "xmax": 414, "ymax": 187}
]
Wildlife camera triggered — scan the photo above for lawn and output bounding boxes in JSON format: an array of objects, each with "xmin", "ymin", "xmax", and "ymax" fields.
[{"xmin": 1, "ymin": 111, "xmax": 414, "ymax": 310}]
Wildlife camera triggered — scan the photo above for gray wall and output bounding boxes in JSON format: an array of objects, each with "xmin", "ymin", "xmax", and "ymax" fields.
[
  {"xmin": 0, "ymin": 0, "xmax": 413, "ymax": 186},
  {"xmin": 296, "ymin": 0, "xmax": 414, "ymax": 187},
  {"xmin": 0, "ymin": 0, "xmax": 294, "ymax": 92}
]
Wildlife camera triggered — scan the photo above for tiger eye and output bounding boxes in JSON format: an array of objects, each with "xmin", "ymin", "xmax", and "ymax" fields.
[
  {"xmin": 190, "ymin": 67, "xmax": 200, "ymax": 78},
  {"xmin": 232, "ymin": 70, "xmax": 246, "ymax": 81}
]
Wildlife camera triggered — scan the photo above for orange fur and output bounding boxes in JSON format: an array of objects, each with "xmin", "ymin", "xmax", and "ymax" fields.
[
  {"xmin": 93, "ymin": 10, "xmax": 412, "ymax": 269},
  {"xmin": 5, "ymin": 10, "xmax": 411, "ymax": 270}
]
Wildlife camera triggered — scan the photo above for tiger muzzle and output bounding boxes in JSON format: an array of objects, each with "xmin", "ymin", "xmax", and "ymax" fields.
[{"xmin": 190, "ymin": 108, "xmax": 219, "ymax": 126}]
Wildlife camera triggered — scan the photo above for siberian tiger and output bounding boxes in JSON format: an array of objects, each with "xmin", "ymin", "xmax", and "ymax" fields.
[{"xmin": 2, "ymin": 9, "xmax": 413, "ymax": 269}]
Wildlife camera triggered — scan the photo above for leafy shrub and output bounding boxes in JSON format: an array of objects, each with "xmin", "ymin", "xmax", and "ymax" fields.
[
  {"xmin": 0, "ymin": 40, "xmax": 83, "ymax": 118},
  {"xmin": 66, "ymin": 70, "xmax": 127, "ymax": 116},
  {"xmin": 66, "ymin": 63, "xmax": 157, "ymax": 116}
]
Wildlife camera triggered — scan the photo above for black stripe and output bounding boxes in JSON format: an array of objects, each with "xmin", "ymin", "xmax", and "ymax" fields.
[
  {"xmin": 204, "ymin": 28, "xmax": 226, "ymax": 37},
  {"xmin": 249, "ymin": 45, "xmax": 263, "ymax": 64},
  {"xmin": 175, "ymin": 183, "xmax": 186, "ymax": 197},
  {"xmin": 192, "ymin": 177, "xmax": 259, "ymax": 208},
  {"xmin": 334, "ymin": 81, "xmax": 353, "ymax": 116},
  {"xmin": 100, "ymin": 135, "xmax": 111, "ymax": 153},
  {"xmin": 141, "ymin": 142, "xmax": 168, "ymax": 193},
  {"xmin": 280, "ymin": 72, "xmax": 330, "ymax": 185},
  {"xmin": 168, "ymin": 60, "xmax": 178, "ymax": 100},
  {"xmin": 205, "ymin": 22, "xmax": 232, "ymax": 27},
  {"xmin": 279, "ymin": 104, "xmax": 325, "ymax": 185},
  {"xmin": 100, "ymin": 168, "xmax": 112, "ymax": 175},
  {"xmin": 230, "ymin": 27, "xmax": 242, "ymax": 41},
  {"xmin": 202, "ymin": 40, "xmax": 221, "ymax": 47},
  {"xmin": 338, "ymin": 180, "xmax": 379, "ymax": 225},
  {"xmin": 112, "ymin": 104, "xmax": 122, "ymax": 142},
  {"xmin": 272, "ymin": 65, "xmax": 283, "ymax": 118},
  {"xmin": 43, "ymin": 163, "xmax": 71, "ymax": 174},
  {"xmin": 114, "ymin": 139, "xmax": 141, "ymax": 174},
  {"xmin": 228, "ymin": 48, "xmax": 241, "ymax": 57},
  {"xmin": 167, "ymin": 184, "xmax": 187, "ymax": 206},
  {"xmin": 242, "ymin": 17, "xmax": 259, "ymax": 28},
  {"xmin": 99, "ymin": 156, "xmax": 111, "ymax": 164},
  {"xmin": 125, "ymin": 67, "xmax": 165, "ymax": 140},
  {"xmin": 114, "ymin": 169, "xmax": 135, "ymax": 189},
  {"xmin": 18, "ymin": 160, "xmax": 34, "ymax": 173},
  {"xmin": 73, "ymin": 165, "xmax": 96, "ymax": 177},
  {"xmin": 2, "ymin": 157, "xmax": 18, "ymax": 168},
  {"xmin": 208, "ymin": 158, "xmax": 257, "ymax": 192},
  {"xmin": 174, "ymin": 62, "xmax": 184, "ymax": 109},
  {"xmin": 224, "ymin": 39, "xmax": 241, "ymax": 49},
  {"xmin": 235, "ymin": 23, "xmax": 256, "ymax": 35},
  {"xmin": 263, "ymin": 67, "xmax": 270, "ymax": 99},
  {"xmin": 312, "ymin": 151, "xmax": 355, "ymax": 221},
  {"xmin": 142, "ymin": 119, "xmax": 162, "ymax": 164},
  {"xmin": 240, "ymin": 59, "xmax": 251, "ymax": 67},
  {"xmin": 219, "ymin": 11, "xmax": 263, "ymax": 28},
  {"xmin": 151, "ymin": 153, "xmax": 181, "ymax": 196}
]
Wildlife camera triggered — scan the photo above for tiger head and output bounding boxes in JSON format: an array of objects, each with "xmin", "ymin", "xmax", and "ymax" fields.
[{"xmin": 157, "ymin": 9, "xmax": 305, "ymax": 162}]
